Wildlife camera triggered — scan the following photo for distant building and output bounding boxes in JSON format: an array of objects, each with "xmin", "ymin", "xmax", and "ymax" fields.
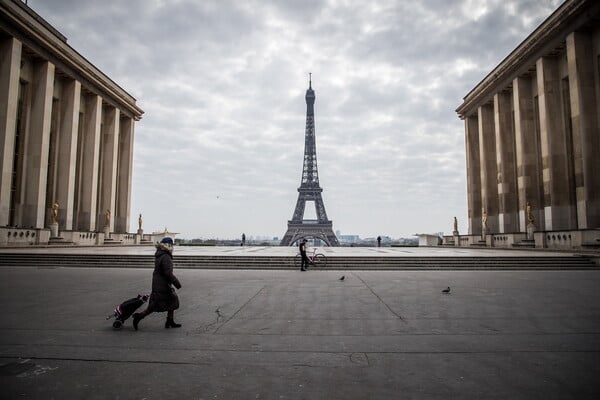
[
  {"xmin": 456, "ymin": 0, "xmax": 600, "ymax": 249},
  {"xmin": 0, "ymin": 0, "xmax": 143, "ymax": 246},
  {"xmin": 338, "ymin": 234, "xmax": 360, "ymax": 244}
]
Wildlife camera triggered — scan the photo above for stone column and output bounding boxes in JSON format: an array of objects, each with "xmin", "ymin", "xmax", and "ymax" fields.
[
  {"xmin": 513, "ymin": 75, "xmax": 544, "ymax": 231},
  {"xmin": 566, "ymin": 32, "xmax": 600, "ymax": 229},
  {"xmin": 97, "ymin": 106, "xmax": 120, "ymax": 232},
  {"xmin": 77, "ymin": 94, "xmax": 102, "ymax": 231},
  {"xmin": 0, "ymin": 37, "xmax": 22, "ymax": 226},
  {"xmin": 494, "ymin": 91, "xmax": 518, "ymax": 233},
  {"xmin": 115, "ymin": 116, "xmax": 134, "ymax": 233},
  {"xmin": 465, "ymin": 115, "xmax": 482, "ymax": 235},
  {"xmin": 536, "ymin": 56, "xmax": 576, "ymax": 231},
  {"xmin": 478, "ymin": 103, "xmax": 499, "ymax": 233},
  {"xmin": 55, "ymin": 79, "xmax": 81, "ymax": 230},
  {"xmin": 22, "ymin": 61, "xmax": 55, "ymax": 229}
]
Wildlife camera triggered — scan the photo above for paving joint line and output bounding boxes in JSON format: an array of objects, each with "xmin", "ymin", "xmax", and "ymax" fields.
[
  {"xmin": 352, "ymin": 272, "xmax": 405, "ymax": 322},
  {"xmin": 213, "ymin": 285, "xmax": 266, "ymax": 334}
]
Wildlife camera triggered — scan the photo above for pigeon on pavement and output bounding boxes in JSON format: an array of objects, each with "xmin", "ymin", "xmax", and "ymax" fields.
[
  {"xmin": 442, "ymin": 286, "xmax": 451, "ymax": 294},
  {"xmin": 339, "ymin": 276, "xmax": 345, "ymax": 281}
]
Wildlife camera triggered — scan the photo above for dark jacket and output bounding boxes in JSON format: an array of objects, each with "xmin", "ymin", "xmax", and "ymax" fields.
[
  {"xmin": 299, "ymin": 241, "xmax": 307, "ymax": 255},
  {"xmin": 148, "ymin": 247, "xmax": 181, "ymax": 312}
]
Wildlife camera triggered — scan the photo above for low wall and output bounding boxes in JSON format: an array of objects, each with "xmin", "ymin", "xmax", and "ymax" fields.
[
  {"xmin": 446, "ymin": 229, "xmax": 600, "ymax": 250},
  {"xmin": 0, "ymin": 228, "xmax": 50, "ymax": 246},
  {"xmin": 416, "ymin": 234, "xmax": 441, "ymax": 246},
  {"xmin": 0, "ymin": 228, "xmax": 150, "ymax": 247},
  {"xmin": 59, "ymin": 231, "xmax": 101, "ymax": 245},
  {"xmin": 490, "ymin": 233, "xmax": 528, "ymax": 248},
  {"xmin": 535, "ymin": 229, "xmax": 600, "ymax": 250}
]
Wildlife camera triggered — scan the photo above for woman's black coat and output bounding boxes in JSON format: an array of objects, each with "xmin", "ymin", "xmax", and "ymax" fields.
[{"xmin": 148, "ymin": 248, "xmax": 182, "ymax": 312}]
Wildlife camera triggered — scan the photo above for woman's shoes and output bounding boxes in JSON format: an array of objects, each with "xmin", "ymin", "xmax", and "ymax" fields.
[
  {"xmin": 133, "ymin": 313, "xmax": 181, "ymax": 329},
  {"xmin": 165, "ymin": 317, "xmax": 182, "ymax": 328}
]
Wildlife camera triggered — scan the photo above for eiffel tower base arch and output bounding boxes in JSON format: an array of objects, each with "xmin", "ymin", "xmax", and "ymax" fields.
[{"xmin": 280, "ymin": 221, "xmax": 339, "ymax": 246}]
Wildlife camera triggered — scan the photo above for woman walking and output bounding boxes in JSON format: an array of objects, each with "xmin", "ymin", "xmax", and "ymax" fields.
[{"xmin": 133, "ymin": 237, "xmax": 182, "ymax": 330}]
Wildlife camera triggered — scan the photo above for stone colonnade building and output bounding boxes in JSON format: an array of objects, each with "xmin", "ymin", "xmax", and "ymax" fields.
[
  {"xmin": 0, "ymin": 0, "xmax": 143, "ymax": 246},
  {"xmin": 456, "ymin": 0, "xmax": 600, "ymax": 250}
]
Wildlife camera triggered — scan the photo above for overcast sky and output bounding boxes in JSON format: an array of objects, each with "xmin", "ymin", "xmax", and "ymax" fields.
[{"xmin": 29, "ymin": 0, "xmax": 562, "ymax": 241}]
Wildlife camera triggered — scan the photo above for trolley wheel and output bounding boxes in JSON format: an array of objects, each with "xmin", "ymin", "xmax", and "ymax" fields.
[{"xmin": 112, "ymin": 320, "xmax": 123, "ymax": 329}]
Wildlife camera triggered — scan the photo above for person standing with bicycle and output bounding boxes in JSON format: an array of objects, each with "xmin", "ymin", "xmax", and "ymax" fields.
[{"xmin": 299, "ymin": 238, "xmax": 310, "ymax": 271}]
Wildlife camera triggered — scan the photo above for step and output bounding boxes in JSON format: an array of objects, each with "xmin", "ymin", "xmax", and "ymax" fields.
[{"xmin": 0, "ymin": 253, "xmax": 597, "ymax": 270}]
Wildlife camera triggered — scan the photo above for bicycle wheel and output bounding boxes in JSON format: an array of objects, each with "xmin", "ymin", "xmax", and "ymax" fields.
[
  {"xmin": 314, "ymin": 253, "xmax": 326, "ymax": 268},
  {"xmin": 294, "ymin": 253, "xmax": 301, "ymax": 268}
]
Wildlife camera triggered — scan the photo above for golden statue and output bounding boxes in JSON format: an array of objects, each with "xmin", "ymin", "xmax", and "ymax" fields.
[
  {"xmin": 482, "ymin": 209, "xmax": 488, "ymax": 228},
  {"xmin": 51, "ymin": 202, "xmax": 59, "ymax": 224},
  {"xmin": 526, "ymin": 202, "xmax": 534, "ymax": 224},
  {"xmin": 138, "ymin": 213, "xmax": 143, "ymax": 230},
  {"xmin": 105, "ymin": 209, "xmax": 111, "ymax": 228}
]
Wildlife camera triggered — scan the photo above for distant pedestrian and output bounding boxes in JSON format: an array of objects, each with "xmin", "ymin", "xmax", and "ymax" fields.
[
  {"xmin": 299, "ymin": 238, "xmax": 310, "ymax": 271},
  {"xmin": 133, "ymin": 237, "xmax": 182, "ymax": 330},
  {"xmin": 241, "ymin": 233, "xmax": 246, "ymax": 246},
  {"xmin": 377, "ymin": 236, "xmax": 381, "ymax": 247}
]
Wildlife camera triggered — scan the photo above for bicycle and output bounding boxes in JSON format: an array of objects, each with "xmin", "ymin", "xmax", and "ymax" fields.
[{"xmin": 294, "ymin": 248, "xmax": 327, "ymax": 268}]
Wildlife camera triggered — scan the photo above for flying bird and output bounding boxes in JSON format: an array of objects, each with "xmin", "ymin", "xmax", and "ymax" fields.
[
  {"xmin": 339, "ymin": 276, "xmax": 345, "ymax": 281},
  {"xmin": 442, "ymin": 286, "xmax": 451, "ymax": 294}
]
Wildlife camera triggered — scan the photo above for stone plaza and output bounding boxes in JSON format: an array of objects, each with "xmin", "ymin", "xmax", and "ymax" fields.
[{"xmin": 0, "ymin": 249, "xmax": 599, "ymax": 399}]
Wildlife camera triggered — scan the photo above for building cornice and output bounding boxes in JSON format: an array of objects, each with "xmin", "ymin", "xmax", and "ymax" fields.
[
  {"xmin": 0, "ymin": 0, "xmax": 143, "ymax": 120},
  {"xmin": 456, "ymin": 0, "xmax": 598, "ymax": 119}
]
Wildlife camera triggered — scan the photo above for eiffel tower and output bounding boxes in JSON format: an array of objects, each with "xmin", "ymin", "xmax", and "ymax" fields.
[{"xmin": 281, "ymin": 75, "xmax": 339, "ymax": 246}]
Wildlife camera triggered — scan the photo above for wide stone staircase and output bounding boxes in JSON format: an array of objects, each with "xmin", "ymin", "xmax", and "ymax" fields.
[{"xmin": 0, "ymin": 252, "xmax": 598, "ymax": 270}]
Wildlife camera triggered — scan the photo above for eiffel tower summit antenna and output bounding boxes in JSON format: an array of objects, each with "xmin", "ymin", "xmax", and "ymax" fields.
[{"xmin": 280, "ymin": 76, "xmax": 339, "ymax": 246}]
